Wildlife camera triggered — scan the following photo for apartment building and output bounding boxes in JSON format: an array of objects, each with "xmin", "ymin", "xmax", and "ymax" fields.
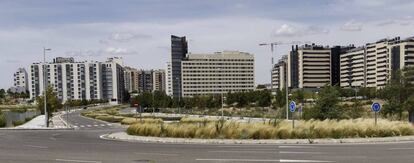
[
  {"xmin": 12, "ymin": 68, "xmax": 29, "ymax": 93},
  {"xmin": 339, "ymin": 36, "xmax": 414, "ymax": 89},
  {"xmin": 288, "ymin": 44, "xmax": 332, "ymax": 89},
  {"xmin": 340, "ymin": 47, "xmax": 366, "ymax": 88},
  {"xmin": 152, "ymin": 69, "xmax": 166, "ymax": 92},
  {"xmin": 271, "ymin": 56, "xmax": 287, "ymax": 91},
  {"xmin": 181, "ymin": 51, "xmax": 255, "ymax": 97},
  {"xmin": 123, "ymin": 67, "xmax": 139, "ymax": 93},
  {"xmin": 29, "ymin": 57, "xmax": 124, "ymax": 103},
  {"xmin": 166, "ymin": 62, "xmax": 173, "ymax": 96}
]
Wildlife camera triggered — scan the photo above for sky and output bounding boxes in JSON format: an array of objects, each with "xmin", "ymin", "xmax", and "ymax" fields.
[{"xmin": 1, "ymin": 0, "xmax": 414, "ymax": 89}]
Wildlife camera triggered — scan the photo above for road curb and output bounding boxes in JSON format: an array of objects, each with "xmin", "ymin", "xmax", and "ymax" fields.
[{"xmin": 101, "ymin": 132, "xmax": 414, "ymax": 144}]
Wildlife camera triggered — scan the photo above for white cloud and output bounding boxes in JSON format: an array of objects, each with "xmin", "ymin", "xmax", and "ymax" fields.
[
  {"xmin": 274, "ymin": 24, "xmax": 329, "ymax": 37},
  {"xmin": 340, "ymin": 20, "xmax": 363, "ymax": 31}
]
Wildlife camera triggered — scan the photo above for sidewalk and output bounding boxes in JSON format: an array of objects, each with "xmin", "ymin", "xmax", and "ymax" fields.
[
  {"xmin": 7, "ymin": 112, "xmax": 72, "ymax": 130},
  {"xmin": 102, "ymin": 131, "xmax": 414, "ymax": 145}
]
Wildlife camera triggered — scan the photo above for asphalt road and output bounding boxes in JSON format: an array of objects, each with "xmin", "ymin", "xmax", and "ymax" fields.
[{"xmin": 0, "ymin": 110, "xmax": 414, "ymax": 163}]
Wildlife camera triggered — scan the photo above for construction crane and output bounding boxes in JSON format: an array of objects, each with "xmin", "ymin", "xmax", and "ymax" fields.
[{"xmin": 259, "ymin": 41, "xmax": 310, "ymax": 120}]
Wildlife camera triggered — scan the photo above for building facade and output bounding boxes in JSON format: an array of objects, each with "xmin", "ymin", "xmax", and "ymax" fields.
[
  {"xmin": 171, "ymin": 35, "xmax": 188, "ymax": 98},
  {"xmin": 29, "ymin": 57, "xmax": 124, "ymax": 103},
  {"xmin": 12, "ymin": 68, "xmax": 29, "ymax": 93},
  {"xmin": 340, "ymin": 36, "xmax": 414, "ymax": 89},
  {"xmin": 271, "ymin": 56, "xmax": 287, "ymax": 91},
  {"xmin": 181, "ymin": 51, "xmax": 255, "ymax": 97}
]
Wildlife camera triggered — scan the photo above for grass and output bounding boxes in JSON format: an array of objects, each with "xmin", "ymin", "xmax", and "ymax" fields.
[
  {"xmin": 121, "ymin": 118, "xmax": 163, "ymax": 125},
  {"xmin": 0, "ymin": 105, "xmax": 36, "ymax": 113},
  {"xmin": 126, "ymin": 118, "xmax": 414, "ymax": 139},
  {"xmin": 0, "ymin": 112, "xmax": 5, "ymax": 127}
]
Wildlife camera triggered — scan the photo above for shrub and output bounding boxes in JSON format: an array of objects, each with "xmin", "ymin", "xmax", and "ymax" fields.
[
  {"xmin": 95, "ymin": 115, "xmax": 124, "ymax": 123},
  {"xmin": 0, "ymin": 113, "xmax": 6, "ymax": 127},
  {"xmin": 12, "ymin": 120, "xmax": 25, "ymax": 126},
  {"xmin": 121, "ymin": 118, "xmax": 163, "ymax": 125},
  {"xmin": 127, "ymin": 118, "xmax": 414, "ymax": 139}
]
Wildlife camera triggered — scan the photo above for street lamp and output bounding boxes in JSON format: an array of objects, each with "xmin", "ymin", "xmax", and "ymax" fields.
[{"xmin": 43, "ymin": 47, "xmax": 51, "ymax": 127}]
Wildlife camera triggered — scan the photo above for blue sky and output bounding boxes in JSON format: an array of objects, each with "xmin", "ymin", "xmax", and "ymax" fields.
[{"xmin": 0, "ymin": 0, "xmax": 414, "ymax": 89}]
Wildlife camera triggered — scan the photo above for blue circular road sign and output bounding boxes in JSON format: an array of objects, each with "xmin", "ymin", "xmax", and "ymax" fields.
[
  {"xmin": 371, "ymin": 102, "xmax": 381, "ymax": 112},
  {"xmin": 289, "ymin": 101, "xmax": 296, "ymax": 112}
]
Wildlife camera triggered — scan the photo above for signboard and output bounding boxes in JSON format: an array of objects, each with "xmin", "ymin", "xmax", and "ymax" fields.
[
  {"xmin": 371, "ymin": 102, "xmax": 381, "ymax": 112},
  {"xmin": 289, "ymin": 101, "xmax": 296, "ymax": 112}
]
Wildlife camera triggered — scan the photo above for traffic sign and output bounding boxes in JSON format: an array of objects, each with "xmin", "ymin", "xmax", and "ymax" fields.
[
  {"xmin": 289, "ymin": 101, "xmax": 296, "ymax": 112},
  {"xmin": 371, "ymin": 102, "xmax": 381, "ymax": 112}
]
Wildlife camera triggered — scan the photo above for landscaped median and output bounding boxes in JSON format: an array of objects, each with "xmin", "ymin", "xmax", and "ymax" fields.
[{"xmin": 125, "ymin": 118, "xmax": 414, "ymax": 139}]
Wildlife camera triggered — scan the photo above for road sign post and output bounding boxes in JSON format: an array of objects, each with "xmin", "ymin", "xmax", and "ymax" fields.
[
  {"xmin": 371, "ymin": 102, "xmax": 381, "ymax": 125},
  {"xmin": 289, "ymin": 101, "xmax": 296, "ymax": 129}
]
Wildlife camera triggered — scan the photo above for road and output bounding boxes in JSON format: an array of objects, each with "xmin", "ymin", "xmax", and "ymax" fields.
[{"xmin": 0, "ymin": 110, "xmax": 414, "ymax": 163}]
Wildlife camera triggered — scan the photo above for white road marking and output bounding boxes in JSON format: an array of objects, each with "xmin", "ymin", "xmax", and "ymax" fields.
[
  {"xmin": 135, "ymin": 152, "xmax": 179, "ymax": 156},
  {"xmin": 73, "ymin": 126, "xmax": 78, "ymax": 128},
  {"xmin": 100, "ymin": 124, "xmax": 106, "ymax": 126},
  {"xmin": 278, "ymin": 146, "xmax": 316, "ymax": 149},
  {"xmin": 80, "ymin": 125, "xmax": 85, "ymax": 128},
  {"xmin": 94, "ymin": 125, "xmax": 99, "ymax": 127},
  {"xmin": 107, "ymin": 124, "xmax": 112, "ymax": 126},
  {"xmin": 388, "ymin": 148, "xmax": 414, "ymax": 150},
  {"xmin": 196, "ymin": 159, "xmax": 333, "ymax": 162},
  {"xmin": 55, "ymin": 159, "xmax": 102, "ymax": 163},
  {"xmin": 87, "ymin": 125, "xmax": 92, "ymax": 127},
  {"xmin": 280, "ymin": 159, "xmax": 333, "ymax": 162},
  {"xmin": 208, "ymin": 150, "xmax": 275, "ymax": 154},
  {"xmin": 24, "ymin": 145, "xmax": 48, "ymax": 149},
  {"xmin": 279, "ymin": 151, "xmax": 324, "ymax": 154},
  {"xmin": 196, "ymin": 158, "xmax": 280, "ymax": 162}
]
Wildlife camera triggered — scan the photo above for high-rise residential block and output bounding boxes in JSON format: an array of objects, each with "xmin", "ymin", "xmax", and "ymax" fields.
[
  {"xmin": 29, "ymin": 57, "xmax": 124, "ymax": 103},
  {"xmin": 10, "ymin": 68, "xmax": 29, "ymax": 93}
]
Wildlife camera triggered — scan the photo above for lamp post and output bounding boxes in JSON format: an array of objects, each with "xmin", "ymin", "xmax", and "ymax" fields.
[
  {"xmin": 43, "ymin": 47, "xmax": 51, "ymax": 127},
  {"xmin": 175, "ymin": 77, "xmax": 181, "ymax": 115}
]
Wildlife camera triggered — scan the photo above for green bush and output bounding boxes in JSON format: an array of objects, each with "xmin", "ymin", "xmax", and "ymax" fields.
[
  {"xmin": 95, "ymin": 115, "xmax": 124, "ymax": 123},
  {"xmin": 12, "ymin": 120, "xmax": 25, "ymax": 126},
  {"xmin": 127, "ymin": 118, "xmax": 414, "ymax": 139},
  {"xmin": 0, "ymin": 113, "xmax": 6, "ymax": 127}
]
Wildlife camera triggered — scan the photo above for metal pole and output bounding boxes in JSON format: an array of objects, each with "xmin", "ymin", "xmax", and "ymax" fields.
[
  {"xmin": 221, "ymin": 93, "xmax": 224, "ymax": 119},
  {"xmin": 43, "ymin": 47, "xmax": 48, "ymax": 127},
  {"xmin": 292, "ymin": 112, "xmax": 295, "ymax": 129},
  {"xmin": 375, "ymin": 112, "xmax": 377, "ymax": 126},
  {"xmin": 286, "ymin": 64, "xmax": 289, "ymax": 120}
]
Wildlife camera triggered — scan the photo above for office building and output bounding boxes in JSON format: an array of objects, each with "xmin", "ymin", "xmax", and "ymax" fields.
[
  {"xmin": 181, "ymin": 51, "xmax": 255, "ymax": 97},
  {"xmin": 29, "ymin": 57, "xmax": 124, "ymax": 103},
  {"xmin": 170, "ymin": 35, "xmax": 188, "ymax": 98}
]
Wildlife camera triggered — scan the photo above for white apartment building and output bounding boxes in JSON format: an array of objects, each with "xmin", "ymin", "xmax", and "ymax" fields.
[
  {"xmin": 271, "ymin": 56, "xmax": 287, "ymax": 91},
  {"xmin": 29, "ymin": 57, "xmax": 124, "ymax": 103},
  {"xmin": 13, "ymin": 68, "xmax": 29, "ymax": 92},
  {"xmin": 180, "ymin": 51, "xmax": 255, "ymax": 97},
  {"xmin": 166, "ymin": 62, "xmax": 173, "ymax": 96}
]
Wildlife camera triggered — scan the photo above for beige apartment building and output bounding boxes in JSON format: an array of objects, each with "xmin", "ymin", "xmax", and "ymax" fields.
[
  {"xmin": 340, "ymin": 47, "xmax": 366, "ymax": 88},
  {"xmin": 340, "ymin": 36, "xmax": 414, "ymax": 89},
  {"xmin": 180, "ymin": 51, "xmax": 255, "ymax": 97}
]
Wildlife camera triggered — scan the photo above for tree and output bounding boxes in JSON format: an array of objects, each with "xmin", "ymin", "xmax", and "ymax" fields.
[
  {"xmin": 378, "ymin": 68, "xmax": 414, "ymax": 120},
  {"xmin": 308, "ymin": 85, "xmax": 342, "ymax": 120},
  {"xmin": 273, "ymin": 88, "xmax": 286, "ymax": 110},
  {"xmin": 36, "ymin": 86, "xmax": 63, "ymax": 126},
  {"xmin": 0, "ymin": 89, "xmax": 5, "ymax": 99}
]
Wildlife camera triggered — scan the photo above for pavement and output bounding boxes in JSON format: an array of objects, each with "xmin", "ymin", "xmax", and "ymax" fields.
[
  {"xmin": 5, "ymin": 112, "xmax": 71, "ymax": 130},
  {"xmin": 0, "ymin": 108, "xmax": 414, "ymax": 162}
]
